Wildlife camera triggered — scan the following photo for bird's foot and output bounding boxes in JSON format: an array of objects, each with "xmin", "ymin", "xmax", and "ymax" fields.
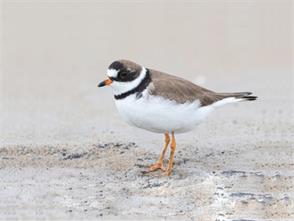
[
  {"xmin": 148, "ymin": 162, "xmax": 165, "ymax": 172},
  {"xmin": 163, "ymin": 164, "xmax": 173, "ymax": 176},
  {"xmin": 163, "ymin": 169, "xmax": 172, "ymax": 176}
]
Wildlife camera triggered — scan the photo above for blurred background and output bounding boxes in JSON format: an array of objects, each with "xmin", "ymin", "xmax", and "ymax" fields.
[{"xmin": 0, "ymin": 0, "xmax": 293, "ymax": 146}]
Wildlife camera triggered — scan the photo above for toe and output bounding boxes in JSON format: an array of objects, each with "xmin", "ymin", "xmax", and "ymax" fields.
[
  {"xmin": 148, "ymin": 162, "xmax": 165, "ymax": 172},
  {"xmin": 163, "ymin": 168, "xmax": 172, "ymax": 176}
]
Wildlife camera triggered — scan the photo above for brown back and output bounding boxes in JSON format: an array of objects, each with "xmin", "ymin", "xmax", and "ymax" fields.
[{"xmin": 148, "ymin": 69, "xmax": 226, "ymax": 106}]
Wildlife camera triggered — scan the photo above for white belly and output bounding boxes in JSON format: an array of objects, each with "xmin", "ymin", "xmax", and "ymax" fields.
[{"xmin": 114, "ymin": 92, "xmax": 214, "ymax": 134}]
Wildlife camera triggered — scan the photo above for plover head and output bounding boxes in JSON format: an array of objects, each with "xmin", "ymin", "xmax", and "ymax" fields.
[{"xmin": 98, "ymin": 59, "xmax": 147, "ymax": 96}]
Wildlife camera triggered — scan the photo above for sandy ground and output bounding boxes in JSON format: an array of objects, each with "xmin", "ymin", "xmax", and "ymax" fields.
[
  {"xmin": 1, "ymin": 96, "xmax": 293, "ymax": 220},
  {"xmin": 0, "ymin": 139, "xmax": 293, "ymax": 221},
  {"xmin": 0, "ymin": 137, "xmax": 294, "ymax": 221},
  {"xmin": 1, "ymin": 1, "xmax": 294, "ymax": 220}
]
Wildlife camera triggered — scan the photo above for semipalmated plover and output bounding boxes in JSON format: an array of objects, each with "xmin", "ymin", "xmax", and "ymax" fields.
[{"xmin": 98, "ymin": 60, "xmax": 257, "ymax": 175}]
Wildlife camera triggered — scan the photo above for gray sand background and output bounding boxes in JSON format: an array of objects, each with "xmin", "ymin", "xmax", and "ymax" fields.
[{"xmin": 0, "ymin": 0, "xmax": 293, "ymax": 220}]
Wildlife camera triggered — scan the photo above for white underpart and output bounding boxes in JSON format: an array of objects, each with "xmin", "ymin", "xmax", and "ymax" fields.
[
  {"xmin": 114, "ymin": 88, "xmax": 215, "ymax": 134},
  {"xmin": 108, "ymin": 67, "xmax": 147, "ymax": 95},
  {"xmin": 212, "ymin": 97, "xmax": 243, "ymax": 108},
  {"xmin": 115, "ymin": 93, "xmax": 243, "ymax": 133}
]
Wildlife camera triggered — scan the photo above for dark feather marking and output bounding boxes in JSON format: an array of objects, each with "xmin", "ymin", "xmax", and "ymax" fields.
[{"xmin": 109, "ymin": 61, "xmax": 124, "ymax": 71}]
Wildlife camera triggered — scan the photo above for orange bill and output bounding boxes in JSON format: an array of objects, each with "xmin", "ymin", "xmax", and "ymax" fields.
[{"xmin": 98, "ymin": 78, "xmax": 112, "ymax": 87}]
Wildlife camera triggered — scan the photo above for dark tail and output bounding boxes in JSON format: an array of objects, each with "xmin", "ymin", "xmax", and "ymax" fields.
[{"xmin": 218, "ymin": 92, "xmax": 257, "ymax": 101}]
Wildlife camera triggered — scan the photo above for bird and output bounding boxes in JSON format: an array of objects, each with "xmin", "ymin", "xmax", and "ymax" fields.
[{"xmin": 98, "ymin": 59, "xmax": 257, "ymax": 176}]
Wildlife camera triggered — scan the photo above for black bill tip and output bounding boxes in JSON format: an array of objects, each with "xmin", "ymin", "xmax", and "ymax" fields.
[{"xmin": 97, "ymin": 81, "xmax": 106, "ymax": 87}]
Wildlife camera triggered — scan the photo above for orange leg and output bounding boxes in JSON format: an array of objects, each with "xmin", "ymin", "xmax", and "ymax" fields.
[
  {"xmin": 148, "ymin": 132, "xmax": 170, "ymax": 172},
  {"xmin": 163, "ymin": 131, "xmax": 176, "ymax": 176}
]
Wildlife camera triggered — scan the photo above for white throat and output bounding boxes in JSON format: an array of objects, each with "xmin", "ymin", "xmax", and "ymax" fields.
[{"xmin": 109, "ymin": 67, "xmax": 147, "ymax": 96}]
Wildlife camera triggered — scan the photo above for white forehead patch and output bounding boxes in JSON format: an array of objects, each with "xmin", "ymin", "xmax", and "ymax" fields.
[{"xmin": 107, "ymin": 69, "xmax": 119, "ymax": 78}]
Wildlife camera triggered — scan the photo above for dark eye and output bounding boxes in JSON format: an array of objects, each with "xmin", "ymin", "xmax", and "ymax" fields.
[{"xmin": 118, "ymin": 71, "xmax": 128, "ymax": 79}]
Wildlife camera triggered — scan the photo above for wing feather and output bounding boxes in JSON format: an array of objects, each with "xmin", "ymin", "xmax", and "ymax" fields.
[{"xmin": 148, "ymin": 69, "xmax": 222, "ymax": 106}]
